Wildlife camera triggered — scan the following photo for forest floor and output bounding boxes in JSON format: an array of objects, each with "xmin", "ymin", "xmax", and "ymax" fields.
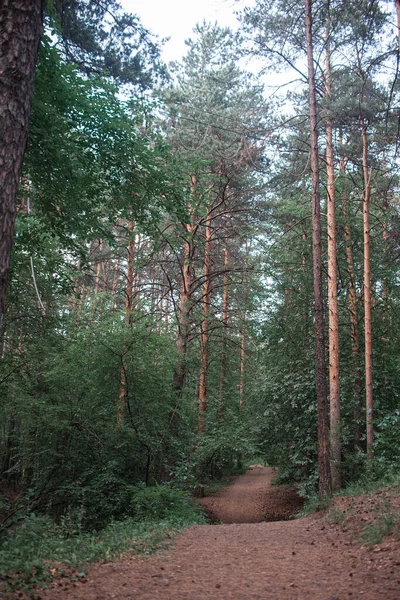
[{"xmin": 31, "ymin": 466, "xmax": 400, "ymax": 599}]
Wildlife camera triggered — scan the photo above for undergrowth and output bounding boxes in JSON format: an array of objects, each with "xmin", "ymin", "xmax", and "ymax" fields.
[
  {"xmin": 361, "ymin": 513, "xmax": 398, "ymax": 546},
  {"xmin": 0, "ymin": 486, "xmax": 205, "ymax": 593}
]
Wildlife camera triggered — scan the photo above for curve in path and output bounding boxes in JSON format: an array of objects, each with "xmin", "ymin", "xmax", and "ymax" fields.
[
  {"xmin": 198, "ymin": 465, "xmax": 303, "ymax": 523},
  {"xmin": 40, "ymin": 465, "xmax": 400, "ymax": 600}
]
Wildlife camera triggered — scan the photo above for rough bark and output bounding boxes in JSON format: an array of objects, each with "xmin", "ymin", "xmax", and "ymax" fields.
[
  {"xmin": 0, "ymin": 0, "xmax": 45, "ymax": 336},
  {"xmin": 361, "ymin": 118, "xmax": 374, "ymax": 459},
  {"xmin": 198, "ymin": 214, "xmax": 212, "ymax": 433},
  {"xmin": 305, "ymin": 0, "xmax": 332, "ymax": 499},
  {"xmin": 325, "ymin": 6, "xmax": 341, "ymax": 491}
]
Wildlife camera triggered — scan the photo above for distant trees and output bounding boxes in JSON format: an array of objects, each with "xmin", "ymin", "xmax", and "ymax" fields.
[{"xmin": 240, "ymin": 0, "xmax": 400, "ymax": 494}]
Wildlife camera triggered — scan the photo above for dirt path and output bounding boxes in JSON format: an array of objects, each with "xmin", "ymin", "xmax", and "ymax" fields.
[
  {"xmin": 198, "ymin": 465, "xmax": 302, "ymax": 523},
  {"xmin": 40, "ymin": 466, "xmax": 400, "ymax": 600}
]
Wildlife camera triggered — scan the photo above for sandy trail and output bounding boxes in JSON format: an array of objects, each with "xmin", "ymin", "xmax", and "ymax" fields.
[{"xmin": 39, "ymin": 466, "xmax": 400, "ymax": 600}]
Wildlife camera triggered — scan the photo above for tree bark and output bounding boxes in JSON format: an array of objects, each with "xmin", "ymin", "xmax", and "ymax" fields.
[
  {"xmin": 173, "ymin": 175, "xmax": 196, "ymax": 394},
  {"xmin": 125, "ymin": 221, "xmax": 135, "ymax": 324},
  {"xmin": 325, "ymin": 4, "xmax": 341, "ymax": 491},
  {"xmin": 239, "ymin": 324, "xmax": 246, "ymax": 411},
  {"xmin": 340, "ymin": 148, "xmax": 362, "ymax": 450},
  {"xmin": 117, "ymin": 220, "xmax": 135, "ymax": 425},
  {"xmin": 361, "ymin": 118, "xmax": 374, "ymax": 459},
  {"xmin": 198, "ymin": 213, "xmax": 212, "ymax": 433},
  {"xmin": 305, "ymin": 0, "xmax": 332, "ymax": 499},
  {"xmin": 395, "ymin": 0, "xmax": 400, "ymax": 51},
  {"xmin": 219, "ymin": 244, "xmax": 230, "ymax": 414},
  {"xmin": 0, "ymin": 0, "xmax": 45, "ymax": 336}
]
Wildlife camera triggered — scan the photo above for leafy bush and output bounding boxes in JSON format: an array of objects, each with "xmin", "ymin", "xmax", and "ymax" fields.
[
  {"xmin": 131, "ymin": 485, "xmax": 205, "ymax": 524},
  {"xmin": 0, "ymin": 488, "xmax": 204, "ymax": 592},
  {"xmin": 374, "ymin": 410, "xmax": 400, "ymax": 475}
]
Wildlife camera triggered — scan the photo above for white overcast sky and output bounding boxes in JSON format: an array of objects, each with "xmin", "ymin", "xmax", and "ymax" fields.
[{"xmin": 120, "ymin": 0, "xmax": 247, "ymax": 62}]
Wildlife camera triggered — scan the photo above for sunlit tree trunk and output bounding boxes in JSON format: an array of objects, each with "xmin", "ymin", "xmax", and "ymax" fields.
[
  {"xmin": 360, "ymin": 118, "xmax": 374, "ymax": 459},
  {"xmin": 325, "ymin": 4, "xmax": 341, "ymax": 491},
  {"xmin": 198, "ymin": 214, "xmax": 212, "ymax": 433},
  {"xmin": 0, "ymin": 0, "xmax": 45, "ymax": 339},
  {"xmin": 305, "ymin": 0, "xmax": 332, "ymax": 499}
]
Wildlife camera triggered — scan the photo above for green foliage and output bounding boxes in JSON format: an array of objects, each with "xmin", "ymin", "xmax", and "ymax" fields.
[
  {"xmin": 0, "ymin": 314, "xmax": 190, "ymax": 529},
  {"xmin": 48, "ymin": 0, "xmax": 167, "ymax": 87},
  {"xmin": 130, "ymin": 484, "xmax": 204, "ymax": 524},
  {"xmin": 192, "ymin": 419, "xmax": 258, "ymax": 482},
  {"xmin": 0, "ymin": 492, "xmax": 203, "ymax": 592},
  {"xmin": 374, "ymin": 410, "xmax": 400, "ymax": 475},
  {"xmin": 21, "ymin": 37, "xmax": 184, "ymax": 259}
]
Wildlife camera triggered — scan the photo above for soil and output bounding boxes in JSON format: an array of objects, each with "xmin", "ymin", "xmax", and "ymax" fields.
[{"xmin": 28, "ymin": 467, "xmax": 400, "ymax": 599}]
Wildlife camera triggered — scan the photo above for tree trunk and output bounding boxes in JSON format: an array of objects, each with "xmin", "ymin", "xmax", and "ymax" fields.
[
  {"xmin": 381, "ymin": 153, "xmax": 389, "ymax": 335},
  {"xmin": 239, "ymin": 325, "xmax": 246, "ymax": 411},
  {"xmin": 125, "ymin": 221, "xmax": 135, "ymax": 324},
  {"xmin": 94, "ymin": 240, "xmax": 103, "ymax": 295},
  {"xmin": 198, "ymin": 214, "xmax": 212, "ymax": 433},
  {"xmin": 174, "ymin": 175, "xmax": 196, "ymax": 394},
  {"xmin": 305, "ymin": 0, "xmax": 332, "ymax": 499},
  {"xmin": 219, "ymin": 244, "xmax": 230, "ymax": 414},
  {"xmin": 340, "ymin": 149, "xmax": 362, "ymax": 450},
  {"xmin": 361, "ymin": 118, "xmax": 374, "ymax": 459},
  {"xmin": 395, "ymin": 0, "xmax": 400, "ymax": 51},
  {"xmin": 0, "ymin": 0, "xmax": 45, "ymax": 336},
  {"xmin": 325, "ymin": 5, "xmax": 341, "ymax": 491},
  {"xmin": 117, "ymin": 220, "xmax": 135, "ymax": 425}
]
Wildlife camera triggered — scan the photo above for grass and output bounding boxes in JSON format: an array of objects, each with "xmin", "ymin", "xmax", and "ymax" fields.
[
  {"xmin": 0, "ymin": 492, "xmax": 205, "ymax": 593},
  {"xmin": 327, "ymin": 508, "xmax": 345, "ymax": 524},
  {"xmin": 295, "ymin": 497, "xmax": 331, "ymax": 518},
  {"xmin": 339, "ymin": 471, "xmax": 400, "ymax": 498},
  {"xmin": 361, "ymin": 513, "xmax": 398, "ymax": 546}
]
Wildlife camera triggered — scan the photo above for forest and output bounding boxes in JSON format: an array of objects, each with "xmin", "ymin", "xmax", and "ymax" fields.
[{"xmin": 0, "ymin": 0, "xmax": 400, "ymax": 589}]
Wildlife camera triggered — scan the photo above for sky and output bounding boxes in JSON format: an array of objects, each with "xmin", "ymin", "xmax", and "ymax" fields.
[{"xmin": 120, "ymin": 0, "xmax": 245, "ymax": 62}]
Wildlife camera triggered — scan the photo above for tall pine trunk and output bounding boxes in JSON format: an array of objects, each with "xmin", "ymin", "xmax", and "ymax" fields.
[
  {"xmin": 325, "ymin": 5, "xmax": 341, "ymax": 491},
  {"xmin": 305, "ymin": 0, "xmax": 331, "ymax": 499},
  {"xmin": 174, "ymin": 176, "xmax": 197, "ymax": 394},
  {"xmin": 360, "ymin": 118, "xmax": 374, "ymax": 459},
  {"xmin": 198, "ymin": 214, "xmax": 212, "ymax": 433},
  {"xmin": 340, "ymin": 147, "xmax": 362, "ymax": 449},
  {"xmin": 219, "ymin": 244, "xmax": 230, "ymax": 414},
  {"xmin": 0, "ymin": 0, "xmax": 45, "ymax": 336}
]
